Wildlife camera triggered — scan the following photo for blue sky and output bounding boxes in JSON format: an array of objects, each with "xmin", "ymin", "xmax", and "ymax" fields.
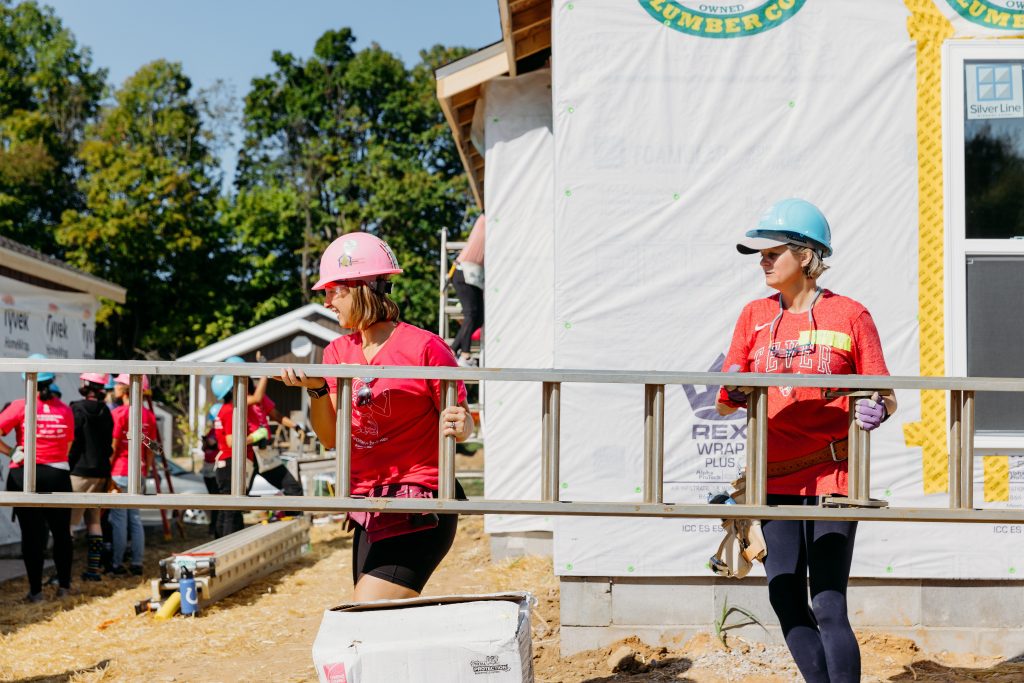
[{"xmin": 43, "ymin": 0, "xmax": 502, "ymax": 184}]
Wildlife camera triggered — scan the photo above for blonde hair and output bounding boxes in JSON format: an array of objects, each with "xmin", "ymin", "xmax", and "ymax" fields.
[
  {"xmin": 788, "ymin": 244, "xmax": 829, "ymax": 279},
  {"xmin": 347, "ymin": 280, "xmax": 400, "ymax": 330}
]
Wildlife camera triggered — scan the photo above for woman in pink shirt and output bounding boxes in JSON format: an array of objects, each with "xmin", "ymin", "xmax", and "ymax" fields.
[
  {"xmin": 716, "ymin": 199, "xmax": 897, "ymax": 683},
  {"xmin": 0, "ymin": 354, "xmax": 76, "ymax": 601},
  {"xmin": 108, "ymin": 373, "xmax": 158, "ymax": 574},
  {"xmin": 280, "ymin": 232, "xmax": 474, "ymax": 602}
]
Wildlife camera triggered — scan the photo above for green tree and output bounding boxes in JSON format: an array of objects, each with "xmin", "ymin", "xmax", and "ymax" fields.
[
  {"xmin": 0, "ymin": 0, "xmax": 105, "ymax": 253},
  {"xmin": 57, "ymin": 60, "xmax": 227, "ymax": 359},
  {"xmin": 236, "ymin": 30, "xmax": 474, "ymax": 329}
]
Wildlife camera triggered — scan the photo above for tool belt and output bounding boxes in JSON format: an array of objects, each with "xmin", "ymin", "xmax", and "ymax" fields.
[
  {"xmin": 767, "ymin": 439, "xmax": 848, "ymax": 478},
  {"xmin": 709, "ymin": 478, "xmax": 767, "ymax": 579}
]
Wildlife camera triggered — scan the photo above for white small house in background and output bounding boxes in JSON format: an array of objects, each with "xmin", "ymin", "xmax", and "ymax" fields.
[{"xmin": 177, "ymin": 304, "xmax": 342, "ymax": 448}]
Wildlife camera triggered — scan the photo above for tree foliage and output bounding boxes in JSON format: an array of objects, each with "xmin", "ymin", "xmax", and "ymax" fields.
[
  {"xmin": 0, "ymin": 0, "xmax": 105, "ymax": 253},
  {"xmin": 1, "ymin": 11, "xmax": 476, "ymax": 358},
  {"xmin": 237, "ymin": 32, "xmax": 474, "ymax": 329},
  {"xmin": 57, "ymin": 60, "xmax": 228, "ymax": 358}
]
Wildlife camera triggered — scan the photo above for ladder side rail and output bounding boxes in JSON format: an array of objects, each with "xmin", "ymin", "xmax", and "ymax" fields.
[
  {"xmin": 22, "ymin": 373, "xmax": 38, "ymax": 493},
  {"xmin": 128, "ymin": 374, "xmax": 144, "ymax": 495}
]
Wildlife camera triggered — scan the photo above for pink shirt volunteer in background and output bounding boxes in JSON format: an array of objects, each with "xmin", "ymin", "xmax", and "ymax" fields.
[
  {"xmin": 109, "ymin": 402, "xmax": 159, "ymax": 476},
  {"xmin": 0, "ymin": 396, "xmax": 74, "ymax": 466}
]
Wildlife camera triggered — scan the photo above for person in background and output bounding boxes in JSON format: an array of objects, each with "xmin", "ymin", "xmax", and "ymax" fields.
[
  {"xmin": 716, "ymin": 199, "xmax": 896, "ymax": 683},
  {"xmin": 108, "ymin": 373, "xmax": 158, "ymax": 575},
  {"xmin": 215, "ymin": 357, "xmax": 304, "ymax": 514},
  {"xmin": 450, "ymin": 214, "xmax": 485, "ymax": 367},
  {"xmin": 0, "ymin": 353, "xmax": 76, "ymax": 601},
  {"xmin": 250, "ymin": 353, "xmax": 307, "ymax": 446},
  {"xmin": 280, "ymin": 232, "xmax": 474, "ymax": 602},
  {"xmin": 200, "ymin": 404, "xmax": 221, "ymax": 536},
  {"xmin": 209, "ymin": 370, "xmax": 267, "ymax": 537},
  {"xmin": 68, "ymin": 372, "xmax": 114, "ymax": 581}
]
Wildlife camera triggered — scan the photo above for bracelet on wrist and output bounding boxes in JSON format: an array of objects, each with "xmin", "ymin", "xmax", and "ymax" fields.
[{"xmin": 306, "ymin": 381, "xmax": 329, "ymax": 399}]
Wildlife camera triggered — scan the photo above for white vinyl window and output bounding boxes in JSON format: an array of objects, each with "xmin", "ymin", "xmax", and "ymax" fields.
[{"xmin": 944, "ymin": 41, "xmax": 1024, "ymax": 448}]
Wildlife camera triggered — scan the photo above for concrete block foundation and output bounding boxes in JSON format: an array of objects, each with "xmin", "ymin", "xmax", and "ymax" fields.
[{"xmin": 560, "ymin": 576, "xmax": 1024, "ymax": 658}]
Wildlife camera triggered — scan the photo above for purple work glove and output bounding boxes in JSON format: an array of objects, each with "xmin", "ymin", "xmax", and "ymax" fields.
[
  {"xmin": 855, "ymin": 392, "xmax": 887, "ymax": 431},
  {"xmin": 723, "ymin": 364, "xmax": 750, "ymax": 405}
]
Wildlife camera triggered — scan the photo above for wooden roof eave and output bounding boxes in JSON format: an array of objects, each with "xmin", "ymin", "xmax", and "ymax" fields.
[{"xmin": 436, "ymin": 44, "xmax": 510, "ymax": 209}]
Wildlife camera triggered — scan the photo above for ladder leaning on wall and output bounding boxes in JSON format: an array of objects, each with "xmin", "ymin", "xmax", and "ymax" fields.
[{"xmin": 438, "ymin": 229, "xmax": 483, "ymax": 456}]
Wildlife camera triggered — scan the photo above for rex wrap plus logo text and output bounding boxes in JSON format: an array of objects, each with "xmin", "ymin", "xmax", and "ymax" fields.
[
  {"xmin": 638, "ymin": 0, "xmax": 806, "ymax": 38},
  {"xmin": 682, "ymin": 354, "xmax": 745, "ymax": 481}
]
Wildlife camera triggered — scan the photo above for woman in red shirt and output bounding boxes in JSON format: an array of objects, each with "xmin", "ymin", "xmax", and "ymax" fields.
[
  {"xmin": 109, "ymin": 373, "xmax": 158, "ymax": 574},
  {"xmin": 716, "ymin": 199, "xmax": 896, "ymax": 683},
  {"xmin": 280, "ymin": 232, "xmax": 474, "ymax": 602},
  {"xmin": 0, "ymin": 354, "xmax": 76, "ymax": 601}
]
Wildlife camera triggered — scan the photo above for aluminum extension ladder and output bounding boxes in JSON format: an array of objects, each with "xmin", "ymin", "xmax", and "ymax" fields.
[{"xmin": 0, "ymin": 357, "xmax": 1020, "ymax": 524}]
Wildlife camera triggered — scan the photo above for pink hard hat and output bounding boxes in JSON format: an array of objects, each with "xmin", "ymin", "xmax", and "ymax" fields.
[
  {"xmin": 79, "ymin": 372, "xmax": 110, "ymax": 386},
  {"xmin": 312, "ymin": 232, "xmax": 402, "ymax": 291},
  {"xmin": 114, "ymin": 373, "xmax": 150, "ymax": 391}
]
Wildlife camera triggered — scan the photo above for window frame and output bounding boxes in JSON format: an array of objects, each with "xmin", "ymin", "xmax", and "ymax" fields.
[{"xmin": 943, "ymin": 40, "xmax": 1024, "ymax": 446}]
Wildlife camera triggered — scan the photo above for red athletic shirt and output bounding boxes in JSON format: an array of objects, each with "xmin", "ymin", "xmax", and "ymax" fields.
[
  {"xmin": 214, "ymin": 402, "xmax": 260, "ymax": 461},
  {"xmin": 252, "ymin": 395, "xmax": 274, "ymax": 429},
  {"xmin": 110, "ymin": 403, "xmax": 159, "ymax": 477},
  {"xmin": 323, "ymin": 322, "xmax": 467, "ymax": 496},
  {"xmin": 0, "ymin": 397, "xmax": 74, "ymax": 467},
  {"xmin": 721, "ymin": 290, "xmax": 890, "ymax": 496}
]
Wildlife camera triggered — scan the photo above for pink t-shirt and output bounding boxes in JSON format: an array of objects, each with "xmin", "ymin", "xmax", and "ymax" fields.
[
  {"xmin": 110, "ymin": 403, "xmax": 159, "ymax": 477},
  {"xmin": 214, "ymin": 402, "xmax": 260, "ymax": 461},
  {"xmin": 0, "ymin": 397, "xmax": 74, "ymax": 467},
  {"xmin": 323, "ymin": 322, "xmax": 467, "ymax": 495},
  {"xmin": 721, "ymin": 290, "xmax": 890, "ymax": 496},
  {"xmin": 252, "ymin": 395, "xmax": 275, "ymax": 429}
]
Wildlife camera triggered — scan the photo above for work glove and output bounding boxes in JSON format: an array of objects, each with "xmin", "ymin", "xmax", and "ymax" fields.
[
  {"xmin": 722, "ymin": 364, "xmax": 752, "ymax": 406},
  {"xmin": 855, "ymin": 392, "xmax": 887, "ymax": 431},
  {"xmin": 10, "ymin": 446, "xmax": 24, "ymax": 464},
  {"xmin": 248, "ymin": 426, "xmax": 269, "ymax": 447}
]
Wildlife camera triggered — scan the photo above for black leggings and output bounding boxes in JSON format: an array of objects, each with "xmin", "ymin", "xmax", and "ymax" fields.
[
  {"xmin": 451, "ymin": 269, "xmax": 483, "ymax": 357},
  {"xmin": 6, "ymin": 466, "xmax": 74, "ymax": 593},
  {"xmin": 763, "ymin": 494, "xmax": 859, "ymax": 683},
  {"xmin": 351, "ymin": 482, "xmax": 464, "ymax": 593},
  {"xmin": 214, "ymin": 463, "xmax": 245, "ymax": 538}
]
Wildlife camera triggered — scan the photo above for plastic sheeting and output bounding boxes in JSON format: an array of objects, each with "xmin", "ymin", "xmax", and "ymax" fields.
[
  {"xmin": 539, "ymin": 0, "xmax": 1024, "ymax": 579},
  {"xmin": 481, "ymin": 70, "xmax": 557, "ymax": 534},
  {"xmin": 0, "ymin": 275, "xmax": 99, "ymax": 545},
  {"xmin": 933, "ymin": 0, "xmax": 1024, "ymax": 36}
]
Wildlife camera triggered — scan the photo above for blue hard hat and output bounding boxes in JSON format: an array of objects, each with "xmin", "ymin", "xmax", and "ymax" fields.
[
  {"xmin": 210, "ymin": 355, "xmax": 246, "ymax": 399},
  {"xmin": 21, "ymin": 353, "xmax": 55, "ymax": 383},
  {"xmin": 736, "ymin": 198, "xmax": 832, "ymax": 258},
  {"xmin": 49, "ymin": 383, "xmax": 62, "ymax": 396},
  {"xmin": 210, "ymin": 374, "xmax": 234, "ymax": 400}
]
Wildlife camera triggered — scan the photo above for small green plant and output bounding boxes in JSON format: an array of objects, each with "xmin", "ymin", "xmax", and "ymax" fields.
[{"xmin": 714, "ymin": 598, "xmax": 768, "ymax": 648}]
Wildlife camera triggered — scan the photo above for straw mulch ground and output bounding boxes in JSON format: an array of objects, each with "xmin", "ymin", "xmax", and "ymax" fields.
[{"xmin": 3, "ymin": 514, "xmax": 1024, "ymax": 682}]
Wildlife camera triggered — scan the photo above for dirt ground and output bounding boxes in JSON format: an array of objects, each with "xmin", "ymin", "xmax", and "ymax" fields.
[{"xmin": 2, "ymin": 513, "xmax": 1024, "ymax": 682}]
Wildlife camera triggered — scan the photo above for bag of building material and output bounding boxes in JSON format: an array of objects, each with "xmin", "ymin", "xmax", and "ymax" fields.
[{"xmin": 312, "ymin": 592, "xmax": 535, "ymax": 682}]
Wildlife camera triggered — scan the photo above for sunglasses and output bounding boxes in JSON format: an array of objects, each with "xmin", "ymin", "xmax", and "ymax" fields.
[{"xmin": 355, "ymin": 377, "xmax": 376, "ymax": 407}]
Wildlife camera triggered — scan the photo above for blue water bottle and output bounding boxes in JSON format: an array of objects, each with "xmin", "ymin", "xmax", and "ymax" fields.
[{"xmin": 179, "ymin": 567, "xmax": 200, "ymax": 617}]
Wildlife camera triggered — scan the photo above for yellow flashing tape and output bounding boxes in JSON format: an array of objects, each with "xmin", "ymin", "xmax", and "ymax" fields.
[
  {"xmin": 984, "ymin": 455, "xmax": 1010, "ymax": 503},
  {"xmin": 797, "ymin": 330, "xmax": 852, "ymax": 351},
  {"xmin": 903, "ymin": 0, "xmax": 954, "ymax": 495}
]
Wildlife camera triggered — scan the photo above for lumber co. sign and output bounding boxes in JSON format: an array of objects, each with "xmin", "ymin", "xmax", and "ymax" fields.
[
  {"xmin": 638, "ymin": 0, "xmax": 806, "ymax": 38},
  {"xmin": 942, "ymin": 0, "xmax": 1024, "ymax": 30}
]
